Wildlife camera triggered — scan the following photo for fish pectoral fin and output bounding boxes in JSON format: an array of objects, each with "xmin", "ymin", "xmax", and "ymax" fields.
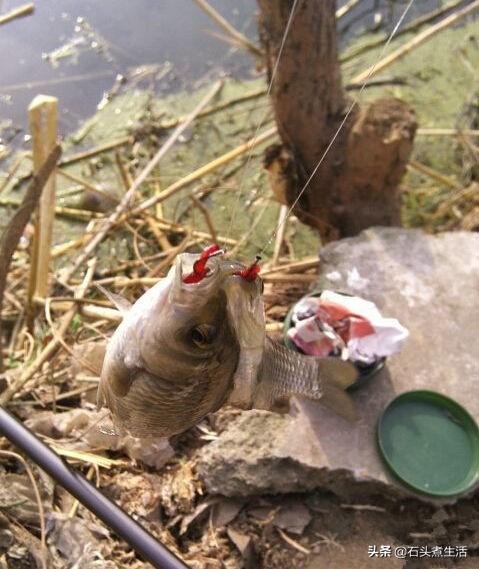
[
  {"xmin": 320, "ymin": 381, "xmax": 357, "ymax": 423},
  {"xmin": 96, "ymin": 284, "xmax": 132, "ymax": 316},
  {"xmin": 317, "ymin": 358, "xmax": 358, "ymax": 390},
  {"xmin": 316, "ymin": 358, "xmax": 358, "ymax": 422}
]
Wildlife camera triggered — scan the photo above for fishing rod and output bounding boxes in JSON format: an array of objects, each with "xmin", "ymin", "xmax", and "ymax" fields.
[{"xmin": 0, "ymin": 406, "xmax": 189, "ymax": 569}]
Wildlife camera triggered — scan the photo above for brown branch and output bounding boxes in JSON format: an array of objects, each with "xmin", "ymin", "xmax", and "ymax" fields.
[{"xmin": 0, "ymin": 145, "xmax": 61, "ymax": 372}]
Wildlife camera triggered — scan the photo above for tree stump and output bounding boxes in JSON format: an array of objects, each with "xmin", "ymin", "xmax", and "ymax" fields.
[{"xmin": 258, "ymin": 0, "xmax": 417, "ymax": 240}]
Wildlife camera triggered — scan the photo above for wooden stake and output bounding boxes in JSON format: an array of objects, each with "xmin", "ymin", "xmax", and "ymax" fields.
[
  {"xmin": 26, "ymin": 95, "xmax": 58, "ymax": 328},
  {"xmin": 0, "ymin": 145, "xmax": 61, "ymax": 372},
  {"xmin": 351, "ymin": 0, "xmax": 479, "ymax": 84}
]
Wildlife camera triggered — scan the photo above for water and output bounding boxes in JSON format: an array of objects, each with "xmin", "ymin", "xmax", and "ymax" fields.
[
  {"xmin": 0, "ymin": 0, "xmax": 446, "ymax": 149},
  {"xmin": 0, "ymin": 0, "xmax": 258, "ymax": 145}
]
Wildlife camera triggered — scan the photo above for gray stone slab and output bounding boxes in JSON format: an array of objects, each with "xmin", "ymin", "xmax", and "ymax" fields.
[{"xmin": 197, "ymin": 228, "xmax": 479, "ymax": 501}]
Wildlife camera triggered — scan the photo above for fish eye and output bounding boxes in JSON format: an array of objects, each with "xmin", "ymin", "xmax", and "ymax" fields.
[{"xmin": 190, "ymin": 324, "xmax": 217, "ymax": 347}]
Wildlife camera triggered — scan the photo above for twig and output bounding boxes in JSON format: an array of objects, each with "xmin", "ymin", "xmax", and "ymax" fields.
[
  {"xmin": 0, "ymin": 145, "xmax": 61, "ymax": 372},
  {"xmin": 68, "ymin": 465, "xmax": 95, "ymax": 518},
  {"xmin": 433, "ymin": 183, "xmax": 479, "ymax": 218},
  {"xmin": 132, "ymin": 126, "xmax": 277, "ymax": 216},
  {"xmin": 62, "ymin": 80, "xmax": 223, "ymax": 283},
  {"xmin": 417, "ymin": 128, "xmax": 479, "ymax": 137},
  {"xmin": 114, "ymin": 149, "xmax": 132, "ymax": 192},
  {"xmin": 336, "ymin": 0, "xmax": 363, "ymax": 20},
  {"xmin": 0, "ymin": 3, "xmax": 34, "ymax": 26},
  {"xmin": 148, "ymin": 232, "xmax": 192, "ymax": 277},
  {"xmin": 0, "ymin": 154, "xmax": 27, "ymax": 194},
  {"xmin": 192, "ymin": 0, "xmax": 263, "ymax": 58},
  {"xmin": 260, "ymin": 257, "xmax": 319, "ymax": 276},
  {"xmin": 408, "ymin": 159, "xmax": 462, "ymax": 190},
  {"xmin": 59, "ymin": 136, "xmax": 132, "ymax": 167},
  {"xmin": 262, "ymin": 273, "xmax": 317, "ymax": 284},
  {"xmin": 276, "ymin": 527, "xmax": 310, "ymax": 555},
  {"xmin": 189, "ymin": 195, "xmax": 218, "ymax": 245},
  {"xmin": 271, "ymin": 204, "xmax": 288, "ymax": 267},
  {"xmin": 351, "ymin": 0, "xmax": 479, "ymax": 84},
  {"xmin": 0, "ymin": 198, "xmax": 103, "ymax": 221},
  {"xmin": 340, "ymin": 0, "xmax": 467, "ymax": 62},
  {"xmin": 56, "ymin": 167, "xmax": 119, "ymax": 204},
  {"xmin": 159, "ymin": 87, "xmax": 267, "ymax": 130},
  {"xmin": 0, "ymin": 258, "xmax": 96, "ymax": 405},
  {"xmin": 0, "ymin": 450, "xmax": 47, "ymax": 569}
]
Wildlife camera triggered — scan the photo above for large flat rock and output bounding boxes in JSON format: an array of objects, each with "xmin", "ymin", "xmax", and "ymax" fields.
[{"xmin": 197, "ymin": 228, "xmax": 479, "ymax": 501}]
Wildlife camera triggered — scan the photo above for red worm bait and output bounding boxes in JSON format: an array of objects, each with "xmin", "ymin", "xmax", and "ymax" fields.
[
  {"xmin": 182, "ymin": 244, "xmax": 221, "ymax": 284},
  {"xmin": 233, "ymin": 256, "xmax": 261, "ymax": 282},
  {"xmin": 183, "ymin": 246, "xmax": 261, "ymax": 284}
]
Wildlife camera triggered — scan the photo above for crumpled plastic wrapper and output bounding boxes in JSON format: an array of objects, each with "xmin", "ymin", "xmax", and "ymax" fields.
[{"xmin": 287, "ymin": 290, "xmax": 409, "ymax": 364}]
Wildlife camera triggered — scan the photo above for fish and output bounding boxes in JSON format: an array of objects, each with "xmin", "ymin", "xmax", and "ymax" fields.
[{"xmin": 97, "ymin": 245, "xmax": 358, "ymax": 438}]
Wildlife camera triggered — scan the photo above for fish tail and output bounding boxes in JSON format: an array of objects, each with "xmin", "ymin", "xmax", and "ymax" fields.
[{"xmin": 316, "ymin": 359, "xmax": 358, "ymax": 422}]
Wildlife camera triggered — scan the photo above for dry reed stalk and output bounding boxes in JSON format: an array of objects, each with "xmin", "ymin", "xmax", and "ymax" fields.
[
  {"xmin": 351, "ymin": 0, "xmax": 479, "ymax": 84},
  {"xmin": 0, "ymin": 3, "xmax": 34, "ymax": 26},
  {"xmin": 114, "ymin": 149, "xmax": 132, "ymax": 192},
  {"xmin": 193, "ymin": 0, "xmax": 263, "ymax": 58},
  {"xmin": 0, "ymin": 258, "xmax": 96, "ymax": 405},
  {"xmin": 336, "ymin": 0, "xmax": 363, "ymax": 20},
  {"xmin": 0, "ymin": 145, "xmax": 61, "ymax": 372},
  {"xmin": 271, "ymin": 204, "xmax": 288, "ymax": 267},
  {"xmin": 0, "ymin": 154, "xmax": 27, "ymax": 194},
  {"xmin": 260, "ymin": 257, "xmax": 319, "ymax": 276},
  {"xmin": 132, "ymin": 126, "xmax": 277, "ymax": 215},
  {"xmin": 159, "ymin": 87, "xmax": 267, "ymax": 130},
  {"xmin": 26, "ymin": 95, "xmax": 58, "ymax": 329},
  {"xmin": 417, "ymin": 128, "xmax": 479, "ymax": 137},
  {"xmin": 60, "ymin": 123, "xmax": 269, "ymax": 274},
  {"xmin": 148, "ymin": 232, "xmax": 192, "ymax": 277},
  {"xmin": 408, "ymin": 159, "xmax": 462, "ymax": 190},
  {"xmin": 62, "ymin": 81, "xmax": 223, "ymax": 283},
  {"xmin": 145, "ymin": 181, "xmax": 173, "ymax": 252},
  {"xmin": 116, "ymin": 152, "xmax": 173, "ymax": 252},
  {"xmin": 59, "ymin": 136, "xmax": 132, "ymax": 167},
  {"xmin": 341, "ymin": 0, "xmax": 467, "ymax": 62},
  {"xmin": 433, "ymin": 183, "xmax": 479, "ymax": 218},
  {"xmin": 262, "ymin": 273, "xmax": 317, "ymax": 284},
  {"xmin": 146, "ymin": 215, "xmax": 172, "ymax": 251},
  {"xmin": 51, "ymin": 236, "xmax": 91, "ymax": 259},
  {"xmin": 189, "ymin": 195, "xmax": 218, "ymax": 245},
  {"xmin": 56, "ymin": 167, "xmax": 119, "ymax": 204},
  {"xmin": 152, "ymin": 218, "xmax": 237, "ymax": 246}
]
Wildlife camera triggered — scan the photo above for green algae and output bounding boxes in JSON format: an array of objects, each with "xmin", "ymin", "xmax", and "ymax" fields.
[
  {"xmin": 1, "ymin": 17, "xmax": 478, "ymax": 271},
  {"xmin": 342, "ymin": 18, "xmax": 479, "ymax": 229}
]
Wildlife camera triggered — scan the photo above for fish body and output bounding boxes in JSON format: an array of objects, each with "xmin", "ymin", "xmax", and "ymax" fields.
[{"xmin": 98, "ymin": 249, "xmax": 357, "ymax": 438}]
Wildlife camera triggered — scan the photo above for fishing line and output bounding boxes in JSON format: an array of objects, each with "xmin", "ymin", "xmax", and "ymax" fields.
[
  {"xmin": 225, "ymin": 0, "xmax": 301, "ymax": 241},
  {"xmin": 257, "ymin": 0, "xmax": 416, "ymax": 258}
]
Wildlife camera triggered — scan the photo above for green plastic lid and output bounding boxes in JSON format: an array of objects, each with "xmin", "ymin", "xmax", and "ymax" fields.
[{"xmin": 377, "ymin": 391, "xmax": 479, "ymax": 497}]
